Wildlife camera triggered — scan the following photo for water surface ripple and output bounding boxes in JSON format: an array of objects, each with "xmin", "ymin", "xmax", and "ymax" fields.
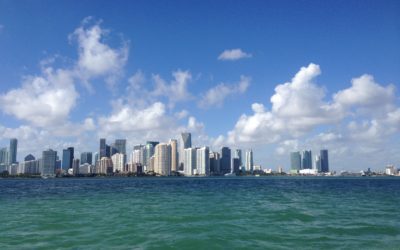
[{"xmin": 1, "ymin": 177, "xmax": 399, "ymax": 249}]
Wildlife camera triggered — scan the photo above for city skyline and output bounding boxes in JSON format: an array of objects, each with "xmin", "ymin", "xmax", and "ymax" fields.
[{"xmin": 0, "ymin": 1, "xmax": 399, "ymax": 171}]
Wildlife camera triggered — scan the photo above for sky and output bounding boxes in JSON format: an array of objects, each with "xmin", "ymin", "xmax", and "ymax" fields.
[{"xmin": 0, "ymin": 0, "xmax": 399, "ymax": 171}]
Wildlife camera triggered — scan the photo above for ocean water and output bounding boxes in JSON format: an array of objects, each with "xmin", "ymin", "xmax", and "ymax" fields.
[{"xmin": 1, "ymin": 177, "xmax": 400, "ymax": 249}]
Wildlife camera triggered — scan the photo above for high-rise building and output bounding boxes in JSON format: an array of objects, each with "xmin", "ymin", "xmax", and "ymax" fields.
[
  {"xmin": 290, "ymin": 152, "xmax": 301, "ymax": 171},
  {"xmin": 179, "ymin": 132, "xmax": 192, "ymax": 169},
  {"xmin": 99, "ymin": 139, "xmax": 107, "ymax": 158},
  {"xmin": 301, "ymin": 150, "xmax": 312, "ymax": 169},
  {"xmin": 114, "ymin": 139, "xmax": 127, "ymax": 165},
  {"xmin": 62, "ymin": 147, "xmax": 74, "ymax": 171},
  {"xmin": 220, "ymin": 147, "xmax": 231, "ymax": 174},
  {"xmin": 9, "ymin": 138, "xmax": 18, "ymax": 164},
  {"xmin": 169, "ymin": 139, "xmax": 178, "ymax": 172},
  {"xmin": 196, "ymin": 146, "xmax": 210, "ymax": 176},
  {"xmin": 98, "ymin": 157, "xmax": 112, "ymax": 174},
  {"xmin": 209, "ymin": 152, "xmax": 220, "ymax": 174},
  {"xmin": 41, "ymin": 149, "xmax": 57, "ymax": 176},
  {"xmin": 114, "ymin": 139, "xmax": 127, "ymax": 155},
  {"xmin": 0, "ymin": 147, "xmax": 8, "ymax": 165},
  {"xmin": 234, "ymin": 149, "xmax": 242, "ymax": 167},
  {"xmin": 111, "ymin": 153, "xmax": 125, "ymax": 173},
  {"xmin": 144, "ymin": 142, "xmax": 157, "ymax": 168},
  {"xmin": 232, "ymin": 158, "xmax": 241, "ymax": 174},
  {"xmin": 94, "ymin": 152, "xmax": 99, "ymax": 165},
  {"xmin": 320, "ymin": 149, "xmax": 329, "ymax": 173},
  {"xmin": 315, "ymin": 155, "xmax": 321, "ymax": 172},
  {"xmin": 184, "ymin": 148, "xmax": 197, "ymax": 176},
  {"xmin": 245, "ymin": 149, "xmax": 254, "ymax": 172},
  {"xmin": 80, "ymin": 152, "xmax": 93, "ymax": 165},
  {"xmin": 72, "ymin": 158, "xmax": 80, "ymax": 175},
  {"xmin": 23, "ymin": 159, "xmax": 41, "ymax": 175},
  {"xmin": 154, "ymin": 143, "xmax": 171, "ymax": 176}
]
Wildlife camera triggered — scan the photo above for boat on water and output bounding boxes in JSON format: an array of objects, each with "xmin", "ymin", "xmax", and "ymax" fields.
[{"xmin": 224, "ymin": 172, "xmax": 236, "ymax": 177}]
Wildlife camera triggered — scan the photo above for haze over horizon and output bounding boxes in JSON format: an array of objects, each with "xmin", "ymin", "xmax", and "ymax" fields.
[{"xmin": 0, "ymin": 0, "xmax": 399, "ymax": 171}]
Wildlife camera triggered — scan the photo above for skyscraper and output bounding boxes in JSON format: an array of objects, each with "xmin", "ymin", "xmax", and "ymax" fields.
[
  {"xmin": 209, "ymin": 152, "xmax": 220, "ymax": 174},
  {"xmin": 184, "ymin": 148, "xmax": 197, "ymax": 176},
  {"xmin": 80, "ymin": 152, "xmax": 93, "ymax": 165},
  {"xmin": 114, "ymin": 139, "xmax": 127, "ymax": 155},
  {"xmin": 234, "ymin": 149, "xmax": 242, "ymax": 167},
  {"xmin": 9, "ymin": 138, "xmax": 17, "ymax": 164},
  {"xmin": 0, "ymin": 147, "xmax": 8, "ymax": 165},
  {"xmin": 290, "ymin": 152, "xmax": 301, "ymax": 172},
  {"xmin": 169, "ymin": 139, "xmax": 178, "ymax": 172},
  {"xmin": 62, "ymin": 147, "xmax": 74, "ymax": 171},
  {"xmin": 179, "ymin": 132, "xmax": 192, "ymax": 169},
  {"xmin": 111, "ymin": 153, "xmax": 125, "ymax": 173},
  {"xmin": 315, "ymin": 155, "xmax": 321, "ymax": 172},
  {"xmin": 301, "ymin": 150, "xmax": 312, "ymax": 169},
  {"xmin": 196, "ymin": 146, "xmax": 210, "ymax": 176},
  {"xmin": 41, "ymin": 149, "xmax": 57, "ymax": 176},
  {"xmin": 232, "ymin": 158, "xmax": 241, "ymax": 174},
  {"xmin": 154, "ymin": 143, "xmax": 171, "ymax": 176},
  {"xmin": 320, "ymin": 149, "xmax": 329, "ymax": 173},
  {"xmin": 100, "ymin": 139, "xmax": 106, "ymax": 158},
  {"xmin": 220, "ymin": 147, "xmax": 231, "ymax": 174},
  {"xmin": 245, "ymin": 149, "xmax": 254, "ymax": 172}
]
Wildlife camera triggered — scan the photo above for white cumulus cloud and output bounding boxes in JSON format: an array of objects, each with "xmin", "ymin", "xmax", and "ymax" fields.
[{"xmin": 218, "ymin": 48, "xmax": 252, "ymax": 61}]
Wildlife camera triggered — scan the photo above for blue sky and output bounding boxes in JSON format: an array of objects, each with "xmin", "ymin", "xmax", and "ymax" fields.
[{"xmin": 0, "ymin": 0, "xmax": 399, "ymax": 171}]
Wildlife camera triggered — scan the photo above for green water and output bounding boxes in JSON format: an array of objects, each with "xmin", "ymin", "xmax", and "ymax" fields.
[{"xmin": 1, "ymin": 177, "xmax": 400, "ymax": 249}]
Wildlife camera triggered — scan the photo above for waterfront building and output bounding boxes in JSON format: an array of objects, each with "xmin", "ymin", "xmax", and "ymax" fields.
[
  {"xmin": 234, "ymin": 149, "xmax": 242, "ymax": 167},
  {"xmin": 9, "ymin": 138, "xmax": 18, "ymax": 164},
  {"xmin": 23, "ymin": 159, "xmax": 41, "ymax": 175},
  {"xmin": 315, "ymin": 155, "xmax": 321, "ymax": 172},
  {"xmin": 99, "ymin": 138, "xmax": 107, "ymax": 158},
  {"xmin": 209, "ymin": 152, "xmax": 220, "ymax": 174},
  {"xmin": 111, "ymin": 153, "xmax": 125, "ymax": 173},
  {"xmin": 385, "ymin": 165, "xmax": 397, "ymax": 175},
  {"xmin": 169, "ymin": 139, "xmax": 178, "ymax": 172},
  {"xmin": 62, "ymin": 147, "xmax": 74, "ymax": 171},
  {"xmin": 94, "ymin": 152, "xmax": 99, "ymax": 165},
  {"xmin": 290, "ymin": 152, "xmax": 301, "ymax": 173},
  {"xmin": 232, "ymin": 158, "xmax": 240, "ymax": 174},
  {"xmin": 301, "ymin": 150, "xmax": 312, "ymax": 169},
  {"xmin": 98, "ymin": 157, "xmax": 112, "ymax": 174},
  {"xmin": 41, "ymin": 149, "xmax": 57, "ymax": 176},
  {"xmin": 179, "ymin": 132, "xmax": 192, "ymax": 170},
  {"xmin": 79, "ymin": 163, "xmax": 92, "ymax": 174},
  {"xmin": 148, "ymin": 156, "xmax": 155, "ymax": 172},
  {"xmin": 245, "ymin": 149, "xmax": 254, "ymax": 172},
  {"xmin": 154, "ymin": 143, "xmax": 171, "ymax": 176},
  {"xmin": 72, "ymin": 159, "xmax": 80, "ymax": 175},
  {"xmin": 0, "ymin": 147, "xmax": 8, "ymax": 165},
  {"xmin": 220, "ymin": 147, "xmax": 231, "ymax": 174},
  {"xmin": 196, "ymin": 146, "xmax": 210, "ymax": 176},
  {"xmin": 80, "ymin": 152, "xmax": 93, "ymax": 165},
  {"xmin": 320, "ymin": 150, "xmax": 329, "ymax": 173},
  {"xmin": 184, "ymin": 148, "xmax": 197, "ymax": 176},
  {"xmin": 144, "ymin": 142, "xmax": 158, "ymax": 168}
]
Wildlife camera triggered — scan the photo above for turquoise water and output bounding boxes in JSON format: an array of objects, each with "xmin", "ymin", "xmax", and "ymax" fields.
[{"xmin": 1, "ymin": 177, "xmax": 400, "ymax": 249}]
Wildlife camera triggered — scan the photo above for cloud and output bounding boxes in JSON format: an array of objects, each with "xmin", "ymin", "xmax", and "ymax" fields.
[
  {"xmin": 218, "ymin": 48, "xmax": 252, "ymax": 61},
  {"xmin": 152, "ymin": 70, "xmax": 193, "ymax": 107},
  {"xmin": 70, "ymin": 17, "xmax": 129, "ymax": 89},
  {"xmin": 0, "ymin": 67, "xmax": 78, "ymax": 127},
  {"xmin": 226, "ymin": 63, "xmax": 399, "ymax": 150},
  {"xmin": 333, "ymin": 74, "xmax": 396, "ymax": 116},
  {"xmin": 199, "ymin": 75, "xmax": 251, "ymax": 108}
]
